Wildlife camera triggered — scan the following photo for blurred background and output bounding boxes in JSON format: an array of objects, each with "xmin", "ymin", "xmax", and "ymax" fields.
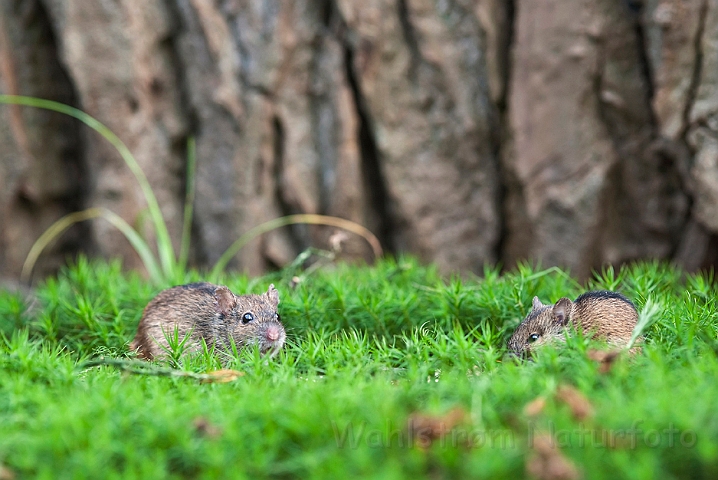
[{"xmin": 0, "ymin": 0, "xmax": 716, "ymax": 282}]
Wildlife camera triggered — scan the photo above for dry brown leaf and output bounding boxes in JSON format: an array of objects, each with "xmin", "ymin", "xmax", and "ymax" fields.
[
  {"xmin": 192, "ymin": 417, "xmax": 223, "ymax": 439},
  {"xmin": 527, "ymin": 431, "xmax": 581, "ymax": 480},
  {"xmin": 596, "ymin": 428, "xmax": 634, "ymax": 449},
  {"xmin": 200, "ymin": 369, "xmax": 245, "ymax": 384},
  {"xmin": 0, "ymin": 464, "xmax": 15, "ymax": 480},
  {"xmin": 555, "ymin": 385, "xmax": 593, "ymax": 421},
  {"xmin": 586, "ymin": 349, "xmax": 622, "ymax": 374},
  {"xmin": 524, "ymin": 397, "xmax": 547, "ymax": 417},
  {"xmin": 407, "ymin": 407, "xmax": 468, "ymax": 449}
]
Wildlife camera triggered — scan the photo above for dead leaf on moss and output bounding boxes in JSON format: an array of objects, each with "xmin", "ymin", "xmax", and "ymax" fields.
[
  {"xmin": 0, "ymin": 464, "xmax": 15, "ymax": 480},
  {"xmin": 192, "ymin": 417, "xmax": 223, "ymax": 439},
  {"xmin": 556, "ymin": 385, "xmax": 593, "ymax": 421},
  {"xmin": 527, "ymin": 431, "xmax": 581, "ymax": 480},
  {"xmin": 200, "ymin": 369, "xmax": 245, "ymax": 384},
  {"xmin": 524, "ymin": 396, "xmax": 547, "ymax": 417},
  {"xmin": 407, "ymin": 407, "xmax": 468, "ymax": 449},
  {"xmin": 587, "ymin": 349, "xmax": 622, "ymax": 374}
]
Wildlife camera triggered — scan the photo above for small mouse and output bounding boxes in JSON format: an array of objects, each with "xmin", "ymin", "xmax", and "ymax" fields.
[
  {"xmin": 507, "ymin": 290, "xmax": 639, "ymax": 357},
  {"xmin": 130, "ymin": 282, "xmax": 285, "ymax": 360}
]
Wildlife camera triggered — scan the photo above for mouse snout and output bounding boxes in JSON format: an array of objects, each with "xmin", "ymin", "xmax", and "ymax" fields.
[
  {"xmin": 259, "ymin": 321, "xmax": 286, "ymax": 357},
  {"xmin": 265, "ymin": 324, "xmax": 282, "ymax": 342}
]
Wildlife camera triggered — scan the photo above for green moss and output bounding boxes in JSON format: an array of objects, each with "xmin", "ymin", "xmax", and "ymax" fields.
[{"xmin": 0, "ymin": 256, "xmax": 716, "ymax": 478}]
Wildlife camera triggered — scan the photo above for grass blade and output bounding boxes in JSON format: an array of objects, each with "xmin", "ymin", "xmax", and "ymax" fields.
[
  {"xmin": 99, "ymin": 209, "xmax": 164, "ymax": 284},
  {"xmin": 627, "ymin": 297, "xmax": 662, "ymax": 350},
  {"xmin": 21, "ymin": 207, "xmax": 162, "ymax": 284},
  {"xmin": 178, "ymin": 137, "xmax": 197, "ymax": 273}
]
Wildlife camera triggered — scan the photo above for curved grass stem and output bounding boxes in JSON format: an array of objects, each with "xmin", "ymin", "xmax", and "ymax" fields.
[
  {"xmin": 21, "ymin": 207, "xmax": 162, "ymax": 284},
  {"xmin": 210, "ymin": 214, "xmax": 383, "ymax": 278}
]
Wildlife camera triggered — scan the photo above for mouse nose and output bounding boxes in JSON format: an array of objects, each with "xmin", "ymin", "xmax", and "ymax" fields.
[
  {"xmin": 260, "ymin": 322, "xmax": 286, "ymax": 357},
  {"xmin": 265, "ymin": 324, "xmax": 281, "ymax": 342}
]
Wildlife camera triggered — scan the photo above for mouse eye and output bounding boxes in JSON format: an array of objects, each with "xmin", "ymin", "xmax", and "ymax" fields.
[
  {"xmin": 528, "ymin": 333, "xmax": 540, "ymax": 343},
  {"xmin": 241, "ymin": 312, "xmax": 254, "ymax": 324},
  {"xmin": 275, "ymin": 313, "xmax": 281, "ymax": 322}
]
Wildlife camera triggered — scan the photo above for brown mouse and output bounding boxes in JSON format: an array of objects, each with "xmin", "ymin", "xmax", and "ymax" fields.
[
  {"xmin": 130, "ymin": 282, "xmax": 285, "ymax": 360},
  {"xmin": 507, "ymin": 290, "xmax": 639, "ymax": 357}
]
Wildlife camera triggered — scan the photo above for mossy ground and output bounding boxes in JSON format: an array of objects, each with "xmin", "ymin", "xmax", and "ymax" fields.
[{"xmin": 1, "ymin": 256, "xmax": 716, "ymax": 479}]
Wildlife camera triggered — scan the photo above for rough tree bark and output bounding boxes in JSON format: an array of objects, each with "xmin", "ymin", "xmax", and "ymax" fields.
[
  {"xmin": 646, "ymin": 0, "xmax": 718, "ymax": 269},
  {"xmin": 0, "ymin": 0, "xmax": 716, "ymax": 282},
  {"xmin": 504, "ymin": 0, "xmax": 688, "ymax": 279},
  {"xmin": 0, "ymin": 0, "xmax": 89, "ymax": 279}
]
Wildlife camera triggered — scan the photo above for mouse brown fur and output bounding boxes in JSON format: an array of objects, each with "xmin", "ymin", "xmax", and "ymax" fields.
[
  {"xmin": 130, "ymin": 282, "xmax": 285, "ymax": 360},
  {"xmin": 507, "ymin": 290, "xmax": 639, "ymax": 357}
]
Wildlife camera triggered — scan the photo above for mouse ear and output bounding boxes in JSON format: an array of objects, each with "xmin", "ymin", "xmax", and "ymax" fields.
[
  {"xmin": 552, "ymin": 297, "xmax": 572, "ymax": 326},
  {"xmin": 214, "ymin": 286, "xmax": 236, "ymax": 316},
  {"xmin": 266, "ymin": 284, "xmax": 280, "ymax": 306},
  {"xmin": 532, "ymin": 296, "xmax": 544, "ymax": 311}
]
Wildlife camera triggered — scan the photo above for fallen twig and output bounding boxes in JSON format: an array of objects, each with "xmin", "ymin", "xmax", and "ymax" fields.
[{"xmin": 77, "ymin": 357, "xmax": 244, "ymax": 383}]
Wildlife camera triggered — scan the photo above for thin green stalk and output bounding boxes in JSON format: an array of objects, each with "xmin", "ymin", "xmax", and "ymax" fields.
[
  {"xmin": 210, "ymin": 214, "xmax": 383, "ymax": 278},
  {"xmin": 178, "ymin": 137, "xmax": 197, "ymax": 273},
  {"xmin": 627, "ymin": 297, "xmax": 662, "ymax": 350},
  {"xmin": 0, "ymin": 95, "xmax": 176, "ymax": 277},
  {"xmin": 78, "ymin": 357, "xmax": 243, "ymax": 382}
]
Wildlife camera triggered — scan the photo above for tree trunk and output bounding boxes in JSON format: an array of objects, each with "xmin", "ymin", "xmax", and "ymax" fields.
[{"xmin": 0, "ymin": 0, "xmax": 716, "ymax": 281}]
